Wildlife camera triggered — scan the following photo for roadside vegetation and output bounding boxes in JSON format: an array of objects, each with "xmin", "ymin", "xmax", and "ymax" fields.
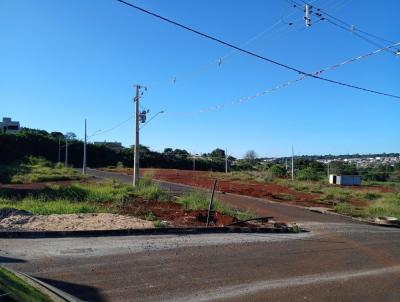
[
  {"xmin": 0, "ymin": 156, "xmax": 80, "ymax": 184},
  {"xmin": 0, "ymin": 177, "xmax": 170, "ymax": 215},
  {"xmin": 178, "ymin": 191, "xmax": 254, "ymax": 221},
  {"xmin": 0, "ymin": 266, "xmax": 53, "ymax": 302},
  {"xmin": 210, "ymin": 160, "xmax": 400, "ymax": 219},
  {"xmin": 0, "ymin": 163, "xmax": 253, "ymax": 225}
]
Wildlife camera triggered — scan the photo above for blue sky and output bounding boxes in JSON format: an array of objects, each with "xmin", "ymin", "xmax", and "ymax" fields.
[{"xmin": 1, "ymin": 0, "xmax": 399, "ymax": 158}]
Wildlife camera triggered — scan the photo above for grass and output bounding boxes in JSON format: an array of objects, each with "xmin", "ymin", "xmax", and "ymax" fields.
[
  {"xmin": 0, "ymin": 198, "xmax": 102, "ymax": 215},
  {"xmin": 367, "ymin": 194, "xmax": 400, "ymax": 218},
  {"xmin": 178, "ymin": 191, "xmax": 254, "ymax": 221},
  {"xmin": 1, "ymin": 156, "xmax": 81, "ymax": 184},
  {"xmin": 0, "ymin": 266, "xmax": 54, "ymax": 302},
  {"xmin": 225, "ymin": 174, "xmax": 400, "ymax": 219},
  {"xmin": 334, "ymin": 202, "xmax": 364, "ymax": 217},
  {"xmin": 0, "ymin": 176, "xmax": 172, "ymax": 216}
]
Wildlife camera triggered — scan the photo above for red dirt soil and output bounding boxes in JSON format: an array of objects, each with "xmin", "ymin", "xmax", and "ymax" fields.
[
  {"xmin": 123, "ymin": 199, "xmax": 237, "ymax": 227},
  {"xmin": 137, "ymin": 168, "xmax": 322, "ymax": 207}
]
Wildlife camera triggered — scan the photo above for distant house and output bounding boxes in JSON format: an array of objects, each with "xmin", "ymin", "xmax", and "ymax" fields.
[
  {"xmin": 0, "ymin": 117, "xmax": 20, "ymax": 134},
  {"xmin": 94, "ymin": 141, "xmax": 123, "ymax": 153},
  {"xmin": 329, "ymin": 174, "xmax": 361, "ymax": 186}
]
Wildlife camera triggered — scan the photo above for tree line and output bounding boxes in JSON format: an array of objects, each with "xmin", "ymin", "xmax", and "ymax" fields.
[{"xmin": 0, "ymin": 128, "xmax": 234, "ymax": 171}]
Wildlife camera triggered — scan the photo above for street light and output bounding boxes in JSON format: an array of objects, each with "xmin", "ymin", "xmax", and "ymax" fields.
[{"xmin": 140, "ymin": 110, "xmax": 164, "ymax": 130}]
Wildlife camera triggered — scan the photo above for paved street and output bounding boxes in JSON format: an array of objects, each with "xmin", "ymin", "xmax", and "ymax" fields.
[{"xmin": 1, "ymin": 169, "xmax": 399, "ymax": 301}]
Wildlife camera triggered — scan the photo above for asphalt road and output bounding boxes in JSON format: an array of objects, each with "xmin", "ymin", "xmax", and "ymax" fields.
[{"xmin": 1, "ymin": 169, "xmax": 399, "ymax": 302}]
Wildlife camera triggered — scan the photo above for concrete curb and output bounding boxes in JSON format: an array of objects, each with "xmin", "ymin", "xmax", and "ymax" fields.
[
  {"xmin": 307, "ymin": 207, "xmax": 400, "ymax": 229},
  {"xmin": 0, "ymin": 226, "xmax": 299, "ymax": 239}
]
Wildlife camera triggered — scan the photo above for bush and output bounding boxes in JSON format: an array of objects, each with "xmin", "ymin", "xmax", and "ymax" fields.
[
  {"xmin": 268, "ymin": 164, "xmax": 287, "ymax": 178},
  {"xmin": 297, "ymin": 167, "xmax": 320, "ymax": 181}
]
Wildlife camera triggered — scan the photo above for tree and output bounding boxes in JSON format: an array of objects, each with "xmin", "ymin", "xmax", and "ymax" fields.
[
  {"xmin": 268, "ymin": 164, "xmax": 287, "ymax": 177},
  {"xmin": 210, "ymin": 148, "xmax": 225, "ymax": 159},
  {"xmin": 163, "ymin": 148, "xmax": 173, "ymax": 154},
  {"xmin": 50, "ymin": 131, "xmax": 64, "ymax": 139},
  {"xmin": 244, "ymin": 150, "xmax": 258, "ymax": 164},
  {"xmin": 64, "ymin": 132, "xmax": 76, "ymax": 140},
  {"xmin": 297, "ymin": 167, "xmax": 320, "ymax": 181}
]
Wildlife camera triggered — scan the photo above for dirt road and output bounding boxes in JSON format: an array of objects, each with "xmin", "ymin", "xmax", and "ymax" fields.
[{"xmin": 1, "ymin": 169, "xmax": 399, "ymax": 302}]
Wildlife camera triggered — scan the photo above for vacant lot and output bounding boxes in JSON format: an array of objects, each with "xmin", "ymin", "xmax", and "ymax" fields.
[
  {"xmin": 101, "ymin": 168, "xmax": 400, "ymax": 219},
  {"xmin": 0, "ymin": 159, "xmax": 256, "ymax": 230}
]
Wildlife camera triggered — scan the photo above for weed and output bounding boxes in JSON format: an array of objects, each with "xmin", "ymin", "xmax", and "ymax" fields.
[
  {"xmin": 145, "ymin": 212, "xmax": 157, "ymax": 221},
  {"xmin": 367, "ymin": 195, "xmax": 400, "ymax": 218},
  {"xmin": 154, "ymin": 220, "xmax": 168, "ymax": 228},
  {"xmin": 178, "ymin": 191, "xmax": 254, "ymax": 220}
]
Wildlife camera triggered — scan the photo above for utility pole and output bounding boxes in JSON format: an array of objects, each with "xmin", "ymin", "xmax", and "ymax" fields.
[
  {"xmin": 58, "ymin": 137, "xmax": 61, "ymax": 162},
  {"xmin": 305, "ymin": 3, "xmax": 312, "ymax": 27},
  {"xmin": 327, "ymin": 161, "xmax": 330, "ymax": 178},
  {"xmin": 65, "ymin": 138, "xmax": 68, "ymax": 167},
  {"xmin": 225, "ymin": 148, "xmax": 228, "ymax": 174},
  {"xmin": 193, "ymin": 155, "xmax": 196, "ymax": 171},
  {"xmin": 291, "ymin": 145, "xmax": 294, "ymax": 181},
  {"xmin": 82, "ymin": 119, "xmax": 87, "ymax": 174},
  {"xmin": 133, "ymin": 84, "xmax": 147, "ymax": 186}
]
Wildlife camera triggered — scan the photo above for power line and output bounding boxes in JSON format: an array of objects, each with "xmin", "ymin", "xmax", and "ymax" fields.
[
  {"xmin": 89, "ymin": 116, "xmax": 134, "ymax": 138},
  {"xmin": 85, "ymin": 41, "xmax": 400, "ymax": 137},
  {"xmin": 289, "ymin": 0, "xmax": 399, "ymax": 55},
  {"xmin": 166, "ymin": 41, "xmax": 400, "ymax": 116},
  {"xmin": 116, "ymin": 0, "xmax": 400, "ymax": 99}
]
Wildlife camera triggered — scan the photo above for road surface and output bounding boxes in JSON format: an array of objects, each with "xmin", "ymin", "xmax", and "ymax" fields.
[{"xmin": 1, "ymin": 169, "xmax": 399, "ymax": 302}]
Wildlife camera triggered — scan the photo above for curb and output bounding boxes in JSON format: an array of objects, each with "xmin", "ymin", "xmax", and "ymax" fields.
[
  {"xmin": 307, "ymin": 207, "xmax": 400, "ymax": 229},
  {"xmin": 0, "ymin": 226, "xmax": 299, "ymax": 239}
]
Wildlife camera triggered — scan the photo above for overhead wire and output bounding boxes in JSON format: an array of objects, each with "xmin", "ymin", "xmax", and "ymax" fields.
[
  {"xmin": 165, "ymin": 40, "xmax": 400, "ymax": 116},
  {"xmin": 116, "ymin": 0, "xmax": 400, "ymax": 99},
  {"xmin": 147, "ymin": 1, "xmax": 312, "ymax": 88},
  {"xmin": 90, "ymin": 39, "xmax": 400, "ymax": 136},
  {"xmin": 289, "ymin": 0, "xmax": 399, "ymax": 55}
]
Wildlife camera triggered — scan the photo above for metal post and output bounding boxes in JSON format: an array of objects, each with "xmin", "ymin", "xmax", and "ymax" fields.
[
  {"xmin": 82, "ymin": 119, "xmax": 87, "ymax": 174},
  {"xmin": 206, "ymin": 179, "xmax": 217, "ymax": 226},
  {"xmin": 291, "ymin": 145, "xmax": 294, "ymax": 181},
  {"xmin": 133, "ymin": 85, "xmax": 140, "ymax": 186}
]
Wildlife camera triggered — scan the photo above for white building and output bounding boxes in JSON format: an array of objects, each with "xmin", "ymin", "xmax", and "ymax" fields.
[
  {"xmin": 329, "ymin": 174, "xmax": 361, "ymax": 186},
  {"xmin": 0, "ymin": 117, "xmax": 20, "ymax": 134}
]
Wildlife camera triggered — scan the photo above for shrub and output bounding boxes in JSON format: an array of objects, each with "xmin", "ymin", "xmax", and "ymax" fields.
[
  {"xmin": 268, "ymin": 164, "xmax": 287, "ymax": 178},
  {"xmin": 297, "ymin": 167, "xmax": 320, "ymax": 181}
]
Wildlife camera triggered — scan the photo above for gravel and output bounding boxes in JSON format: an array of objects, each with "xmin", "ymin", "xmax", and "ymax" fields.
[{"xmin": 0, "ymin": 211, "xmax": 154, "ymax": 231}]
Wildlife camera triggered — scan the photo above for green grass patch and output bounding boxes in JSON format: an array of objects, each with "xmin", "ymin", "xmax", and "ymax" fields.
[
  {"xmin": 334, "ymin": 202, "xmax": 365, "ymax": 217},
  {"xmin": 0, "ymin": 198, "xmax": 102, "ymax": 215},
  {"xmin": 367, "ymin": 195, "xmax": 400, "ymax": 218},
  {"xmin": 0, "ymin": 175, "xmax": 173, "ymax": 215},
  {"xmin": 1, "ymin": 156, "xmax": 81, "ymax": 184},
  {"xmin": 178, "ymin": 191, "xmax": 254, "ymax": 220},
  {"xmin": 0, "ymin": 266, "xmax": 53, "ymax": 302}
]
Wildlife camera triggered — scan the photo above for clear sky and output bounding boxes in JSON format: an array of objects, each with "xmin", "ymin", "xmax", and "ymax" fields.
[{"xmin": 1, "ymin": 0, "xmax": 399, "ymax": 158}]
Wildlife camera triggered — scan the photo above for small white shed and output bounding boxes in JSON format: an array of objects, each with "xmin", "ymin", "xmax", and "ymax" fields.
[{"xmin": 329, "ymin": 174, "xmax": 361, "ymax": 186}]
